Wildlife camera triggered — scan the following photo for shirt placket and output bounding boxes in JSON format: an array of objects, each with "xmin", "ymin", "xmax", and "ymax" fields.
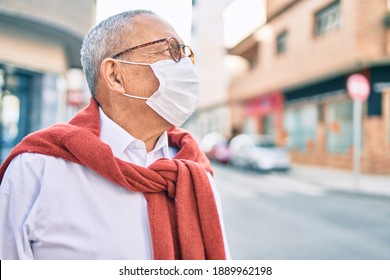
[{"xmin": 145, "ymin": 151, "xmax": 155, "ymax": 167}]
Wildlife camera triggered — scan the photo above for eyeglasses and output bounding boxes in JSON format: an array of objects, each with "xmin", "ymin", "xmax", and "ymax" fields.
[{"xmin": 111, "ymin": 36, "xmax": 195, "ymax": 64}]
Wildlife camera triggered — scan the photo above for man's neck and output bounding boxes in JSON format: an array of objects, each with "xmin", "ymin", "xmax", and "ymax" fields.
[
  {"xmin": 101, "ymin": 108, "xmax": 171, "ymax": 153},
  {"xmin": 96, "ymin": 93, "xmax": 174, "ymax": 152}
]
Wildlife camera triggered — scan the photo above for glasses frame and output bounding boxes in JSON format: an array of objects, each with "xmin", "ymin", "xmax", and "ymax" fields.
[{"xmin": 111, "ymin": 36, "xmax": 194, "ymax": 64}]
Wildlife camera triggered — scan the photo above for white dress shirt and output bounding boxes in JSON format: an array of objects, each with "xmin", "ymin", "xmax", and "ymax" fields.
[{"xmin": 0, "ymin": 108, "xmax": 230, "ymax": 259}]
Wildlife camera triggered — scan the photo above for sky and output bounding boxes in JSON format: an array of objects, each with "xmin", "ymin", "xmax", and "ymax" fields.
[
  {"xmin": 95, "ymin": 0, "xmax": 192, "ymax": 44},
  {"xmin": 223, "ymin": 0, "xmax": 266, "ymax": 48}
]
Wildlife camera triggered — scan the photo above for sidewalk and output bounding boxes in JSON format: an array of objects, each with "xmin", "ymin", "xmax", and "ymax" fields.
[{"xmin": 288, "ymin": 164, "xmax": 390, "ymax": 198}]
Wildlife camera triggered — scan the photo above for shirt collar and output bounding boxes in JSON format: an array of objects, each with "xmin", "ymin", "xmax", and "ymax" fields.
[
  {"xmin": 99, "ymin": 107, "xmax": 169, "ymax": 158},
  {"xmin": 153, "ymin": 130, "xmax": 169, "ymax": 156}
]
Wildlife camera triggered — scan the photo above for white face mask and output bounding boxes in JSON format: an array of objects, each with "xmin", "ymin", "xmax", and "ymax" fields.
[{"xmin": 116, "ymin": 57, "xmax": 199, "ymax": 127}]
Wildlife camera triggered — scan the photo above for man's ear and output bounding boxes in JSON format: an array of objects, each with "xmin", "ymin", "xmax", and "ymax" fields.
[{"xmin": 100, "ymin": 58, "xmax": 126, "ymax": 94}]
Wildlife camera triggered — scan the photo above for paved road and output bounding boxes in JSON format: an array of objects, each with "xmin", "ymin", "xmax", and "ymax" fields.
[{"xmin": 213, "ymin": 163, "xmax": 390, "ymax": 260}]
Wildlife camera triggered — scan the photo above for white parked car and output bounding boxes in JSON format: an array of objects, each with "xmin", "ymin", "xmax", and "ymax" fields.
[{"xmin": 229, "ymin": 134, "xmax": 290, "ymax": 172}]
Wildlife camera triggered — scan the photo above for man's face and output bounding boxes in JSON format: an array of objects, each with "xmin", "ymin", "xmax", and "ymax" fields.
[{"xmin": 118, "ymin": 14, "xmax": 185, "ymax": 99}]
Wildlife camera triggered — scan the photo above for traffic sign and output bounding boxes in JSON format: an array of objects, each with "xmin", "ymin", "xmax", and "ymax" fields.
[
  {"xmin": 346, "ymin": 73, "xmax": 370, "ymax": 189},
  {"xmin": 346, "ymin": 74, "xmax": 370, "ymax": 101}
]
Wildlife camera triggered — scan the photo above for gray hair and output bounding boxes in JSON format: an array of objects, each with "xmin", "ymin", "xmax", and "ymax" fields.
[{"xmin": 80, "ymin": 10, "xmax": 156, "ymax": 97}]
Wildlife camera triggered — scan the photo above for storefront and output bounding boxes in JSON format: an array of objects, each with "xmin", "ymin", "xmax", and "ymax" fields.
[
  {"xmin": 0, "ymin": 65, "xmax": 68, "ymax": 160},
  {"xmin": 242, "ymin": 91, "xmax": 285, "ymax": 145},
  {"xmin": 0, "ymin": 5, "xmax": 93, "ymax": 161},
  {"xmin": 282, "ymin": 66, "xmax": 390, "ymax": 173}
]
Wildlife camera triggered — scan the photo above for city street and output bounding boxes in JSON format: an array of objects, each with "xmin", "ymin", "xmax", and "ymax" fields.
[{"xmin": 213, "ymin": 163, "xmax": 390, "ymax": 260}]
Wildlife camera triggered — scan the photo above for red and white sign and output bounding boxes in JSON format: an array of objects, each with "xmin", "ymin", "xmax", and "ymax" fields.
[{"xmin": 346, "ymin": 74, "xmax": 370, "ymax": 101}]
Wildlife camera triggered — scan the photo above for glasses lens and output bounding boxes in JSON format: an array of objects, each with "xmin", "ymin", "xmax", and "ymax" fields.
[
  {"xmin": 168, "ymin": 37, "xmax": 181, "ymax": 62},
  {"xmin": 183, "ymin": 46, "xmax": 195, "ymax": 64}
]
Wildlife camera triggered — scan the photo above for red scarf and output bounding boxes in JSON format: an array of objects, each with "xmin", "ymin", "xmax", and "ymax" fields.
[{"xmin": 0, "ymin": 98, "xmax": 226, "ymax": 260}]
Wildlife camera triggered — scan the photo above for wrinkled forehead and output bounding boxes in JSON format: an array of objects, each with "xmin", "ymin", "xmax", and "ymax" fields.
[{"xmin": 128, "ymin": 14, "xmax": 184, "ymax": 46}]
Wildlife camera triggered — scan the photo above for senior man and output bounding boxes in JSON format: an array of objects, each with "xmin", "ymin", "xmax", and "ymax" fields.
[{"xmin": 0, "ymin": 10, "xmax": 230, "ymax": 260}]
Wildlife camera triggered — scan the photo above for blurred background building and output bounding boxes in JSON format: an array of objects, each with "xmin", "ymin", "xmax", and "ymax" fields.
[
  {"xmin": 225, "ymin": 0, "xmax": 390, "ymax": 174},
  {"xmin": 185, "ymin": 0, "xmax": 233, "ymax": 141},
  {"xmin": 0, "ymin": 0, "xmax": 95, "ymax": 159}
]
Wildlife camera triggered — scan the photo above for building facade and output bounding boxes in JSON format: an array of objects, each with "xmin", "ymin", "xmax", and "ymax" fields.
[
  {"xmin": 185, "ymin": 0, "xmax": 233, "ymax": 141},
  {"xmin": 228, "ymin": 0, "xmax": 390, "ymax": 173},
  {"xmin": 0, "ymin": 0, "xmax": 95, "ymax": 159}
]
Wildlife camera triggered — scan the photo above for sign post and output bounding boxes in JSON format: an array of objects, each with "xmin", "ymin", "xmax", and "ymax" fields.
[{"xmin": 346, "ymin": 74, "xmax": 370, "ymax": 189}]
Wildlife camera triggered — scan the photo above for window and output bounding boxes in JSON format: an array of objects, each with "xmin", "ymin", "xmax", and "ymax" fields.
[
  {"xmin": 387, "ymin": 92, "xmax": 390, "ymax": 143},
  {"xmin": 315, "ymin": 1, "xmax": 341, "ymax": 36},
  {"xmin": 276, "ymin": 31, "xmax": 287, "ymax": 54},
  {"xmin": 243, "ymin": 117, "xmax": 257, "ymax": 135},
  {"xmin": 2, "ymin": 95, "xmax": 20, "ymax": 144},
  {"xmin": 284, "ymin": 105, "xmax": 318, "ymax": 151},
  {"xmin": 262, "ymin": 115, "xmax": 275, "ymax": 138},
  {"xmin": 326, "ymin": 100, "xmax": 354, "ymax": 153}
]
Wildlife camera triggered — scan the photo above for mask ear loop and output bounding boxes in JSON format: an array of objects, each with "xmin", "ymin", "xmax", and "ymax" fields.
[
  {"xmin": 115, "ymin": 59, "xmax": 152, "ymax": 66},
  {"xmin": 116, "ymin": 59, "xmax": 155, "ymax": 101},
  {"xmin": 122, "ymin": 93, "xmax": 149, "ymax": 100}
]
